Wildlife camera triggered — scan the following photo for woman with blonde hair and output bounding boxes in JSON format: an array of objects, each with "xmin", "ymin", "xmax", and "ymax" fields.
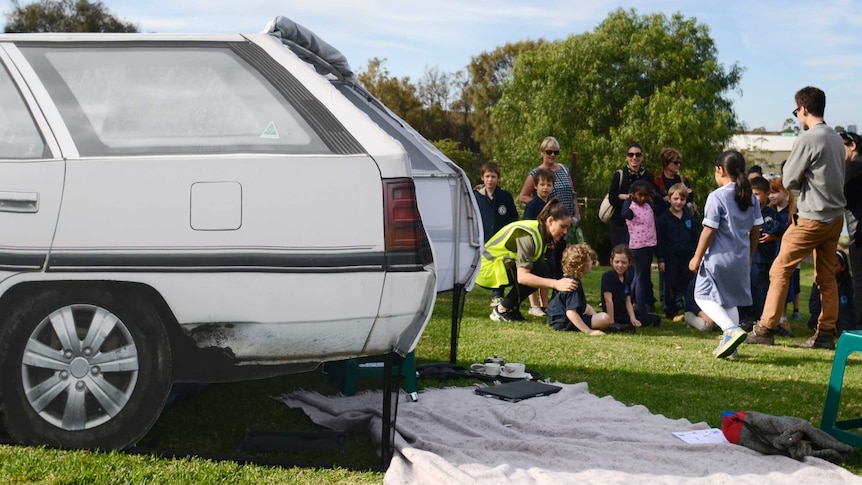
[{"xmin": 518, "ymin": 137, "xmax": 581, "ymax": 300}]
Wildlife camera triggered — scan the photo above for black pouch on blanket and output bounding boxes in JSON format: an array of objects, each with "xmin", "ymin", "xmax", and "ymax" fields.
[
  {"xmin": 416, "ymin": 363, "xmax": 473, "ymax": 382},
  {"xmin": 721, "ymin": 410, "xmax": 854, "ymax": 464}
]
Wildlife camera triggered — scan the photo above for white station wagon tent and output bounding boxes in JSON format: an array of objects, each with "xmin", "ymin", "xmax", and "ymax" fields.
[
  {"xmin": 265, "ymin": 16, "xmax": 483, "ymax": 361},
  {"xmin": 265, "ymin": 16, "xmax": 482, "ymax": 297}
]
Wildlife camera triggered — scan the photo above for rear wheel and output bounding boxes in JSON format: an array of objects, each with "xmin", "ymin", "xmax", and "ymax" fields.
[{"xmin": 0, "ymin": 287, "xmax": 172, "ymax": 449}]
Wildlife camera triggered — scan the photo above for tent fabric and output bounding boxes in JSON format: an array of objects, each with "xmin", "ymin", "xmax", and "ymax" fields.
[{"xmin": 264, "ymin": 16, "xmax": 355, "ymax": 81}]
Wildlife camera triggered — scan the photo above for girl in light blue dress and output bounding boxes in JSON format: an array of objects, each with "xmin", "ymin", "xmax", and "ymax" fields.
[{"xmin": 688, "ymin": 150, "xmax": 762, "ymax": 359}]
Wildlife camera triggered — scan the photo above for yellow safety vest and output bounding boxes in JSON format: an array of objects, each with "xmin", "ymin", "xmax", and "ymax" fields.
[{"xmin": 476, "ymin": 220, "xmax": 546, "ymax": 289}]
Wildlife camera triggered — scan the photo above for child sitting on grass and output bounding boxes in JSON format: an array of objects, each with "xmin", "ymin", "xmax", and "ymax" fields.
[
  {"xmin": 547, "ymin": 243, "xmax": 612, "ymax": 334},
  {"xmin": 601, "ymin": 244, "xmax": 661, "ymax": 331}
]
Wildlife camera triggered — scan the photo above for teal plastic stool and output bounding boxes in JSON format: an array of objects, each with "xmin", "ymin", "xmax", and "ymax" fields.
[
  {"xmin": 325, "ymin": 351, "xmax": 419, "ymax": 402},
  {"xmin": 821, "ymin": 330, "xmax": 862, "ymax": 447}
]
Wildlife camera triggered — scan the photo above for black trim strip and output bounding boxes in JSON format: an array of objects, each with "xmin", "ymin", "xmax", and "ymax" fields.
[
  {"xmin": 46, "ymin": 250, "xmax": 386, "ymax": 273},
  {"xmin": 0, "ymin": 250, "xmax": 47, "ymax": 271}
]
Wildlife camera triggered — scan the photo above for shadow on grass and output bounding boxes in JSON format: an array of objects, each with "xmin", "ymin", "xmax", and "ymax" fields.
[{"xmin": 137, "ymin": 370, "xmax": 384, "ymax": 471}]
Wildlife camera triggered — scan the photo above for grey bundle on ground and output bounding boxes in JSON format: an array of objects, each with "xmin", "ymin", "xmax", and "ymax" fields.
[{"xmin": 737, "ymin": 411, "xmax": 854, "ymax": 464}]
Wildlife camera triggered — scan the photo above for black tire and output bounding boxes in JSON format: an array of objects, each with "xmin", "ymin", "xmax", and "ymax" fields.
[{"xmin": 0, "ymin": 287, "xmax": 172, "ymax": 450}]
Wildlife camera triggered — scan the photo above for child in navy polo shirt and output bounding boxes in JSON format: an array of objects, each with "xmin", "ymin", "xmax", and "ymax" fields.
[
  {"xmin": 474, "ymin": 161, "xmax": 519, "ymax": 307},
  {"xmin": 741, "ymin": 176, "xmax": 785, "ymax": 330},
  {"xmin": 524, "ymin": 168, "xmax": 555, "ymax": 316},
  {"xmin": 600, "ymin": 244, "xmax": 660, "ymax": 332},
  {"xmin": 656, "ymin": 183, "xmax": 699, "ymax": 320}
]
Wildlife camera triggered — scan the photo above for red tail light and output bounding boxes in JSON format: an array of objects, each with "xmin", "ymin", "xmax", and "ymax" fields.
[{"xmin": 383, "ymin": 178, "xmax": 433, "ymax": 270}]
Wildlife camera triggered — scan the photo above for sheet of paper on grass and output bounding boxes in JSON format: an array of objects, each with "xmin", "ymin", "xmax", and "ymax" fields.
[{"xmin": 673, "ymin": 428, "xmax": 729, "ymax": 444}]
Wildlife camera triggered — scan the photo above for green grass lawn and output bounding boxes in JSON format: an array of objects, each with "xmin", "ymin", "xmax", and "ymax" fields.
[{"xmin": 2, "ymin": 263, "xmax": 862, "ymax": 483}]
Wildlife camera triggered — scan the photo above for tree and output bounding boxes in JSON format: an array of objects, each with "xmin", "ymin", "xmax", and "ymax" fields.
[
  {"xmin": 781, "ymin": 118, "xmax": 800, "ymax": 134},
  {"xmin": 357, "ymin": 57, "xmax": 423, "ymax": 130},
  {"xmin": 415, "ymin": 66, "xmax": 455, "ymax": 142},
  {"xmin": 492, "ymin": 8, "xmax": 743, "ymax": 249},
  {"xmin": 432, "ymin": 138, "xmax": 479, "ymax": 179},
  {"xmin": 417, "ymin": 66, "xmax": 453, "ymax": 110},
  {"xmin": 450, "ymin": 70, "xmax": 477, "ymax": 153},
  {"xmin": 4, "ymin": 0, "xmax": 138, "ymax": 33},
  {"xmin": 466, "ymin": 40, "xmax": 545, "ymax": 159}
]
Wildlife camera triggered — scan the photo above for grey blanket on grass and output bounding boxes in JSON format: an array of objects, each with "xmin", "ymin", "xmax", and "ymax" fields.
[{"xmin": 276, "ymin": 382, "xmax": 862, "ymax": 484}]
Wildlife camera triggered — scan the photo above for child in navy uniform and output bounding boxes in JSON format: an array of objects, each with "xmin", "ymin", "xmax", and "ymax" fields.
[
  {"xmin": 547, "ymin": 243, "xmax": 612, "ymax": 334},
  {"xmin": 601, "ymin": 244, "xmax": 661, "ymax": 332},
  {"xmin": 808, "ymin": 250, "xmax": 855, "ymax": 335},
  {"xmin": 741, "ymin": 176, "xmax": 786, "ymax": 330},
  {"xmin": 523, "ymin": 168, "xmax": 554, "ymax": 220},
  {"xmin": 523, "ymin": 168, "xmax": 555, "ymax": 316},
  {"xmin": 656, "ymin": 183, "xmax": 699, "ymax": 320},
  {"xmin": 474, "ymin": 161, "xmax": 519, "ymax": 307}
]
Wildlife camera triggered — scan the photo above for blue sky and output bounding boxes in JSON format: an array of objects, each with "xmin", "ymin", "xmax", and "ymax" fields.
[{"xmin": 4, "ymin": 0, "xmax": 862, "ymax": 132}]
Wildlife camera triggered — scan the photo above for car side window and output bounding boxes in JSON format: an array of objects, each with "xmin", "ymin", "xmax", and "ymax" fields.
[
  {"xmin": 19, "ymin": 44, "xmax": 335, "ymax": 156},
  {"xmin": 0, "ymin": 64, "xmax": 48, "ymax": 159}
]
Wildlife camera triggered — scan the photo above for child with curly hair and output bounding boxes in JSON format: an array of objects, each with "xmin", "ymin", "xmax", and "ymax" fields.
[{"xmin": 547, "ymin": 243, "xmax": 612, "ymax": 334}]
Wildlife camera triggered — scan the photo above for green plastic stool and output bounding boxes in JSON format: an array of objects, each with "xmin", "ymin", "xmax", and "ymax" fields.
[
  {"xmin": 324, "ymin": 351, "xmax": 419, "ymax": 402},
  {"xmin": 821, "ymin": 330, "xmax": 862, "ymax": 447}
]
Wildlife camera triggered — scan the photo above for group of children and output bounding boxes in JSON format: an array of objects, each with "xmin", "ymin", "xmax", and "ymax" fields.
[{"xmin": 475, "ymin": 150, "xmax": 855, "ymax": 359}]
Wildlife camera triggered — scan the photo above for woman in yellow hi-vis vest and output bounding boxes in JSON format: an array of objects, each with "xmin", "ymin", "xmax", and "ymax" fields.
[{"xmin": 477, "ymin": 198, "xmax": 578, "ymax": 321}]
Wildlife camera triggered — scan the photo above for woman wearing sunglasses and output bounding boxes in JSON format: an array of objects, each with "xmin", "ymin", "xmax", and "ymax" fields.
[
  {"xmin": 518, "ymin": 137, "xmax": 579, "ymax": 224},
  {"xmin": 608, "ymin": 142, "xmax": 656, "ymax": 248},
  {"xmin": 518, "ymin": 136, "xmax": 581, "ymax": 280},
  {"xmin": 653, "ymin": 148, "xmax": 694, "ymax": 204}
]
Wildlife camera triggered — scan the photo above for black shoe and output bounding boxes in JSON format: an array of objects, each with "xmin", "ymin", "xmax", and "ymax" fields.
[
  {"xmin": 745, "ymin": 324, "xmax": 775, "ymax": 345},
  {"xmin": 739, "ymin": 320, "xmax": 754, "ymax": 332},
  {"xmin": 490, "ymin": 306, "xmax": 517, "ymax": 322},
  {"xmin": 776, "ymin": 321, "xmax": 795, "ymax": 338},
  {"xmin": 795, "ymin": 331, "xmax": 835, "ymax": 349},
  {"xmin": 606, "ymin": 323, "xmax": 636, "ymax": 333}
]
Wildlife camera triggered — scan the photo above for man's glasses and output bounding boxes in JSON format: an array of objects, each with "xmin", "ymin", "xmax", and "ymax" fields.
[
  {"xmin": 792, "ymin": 107, "xmax": 800, "ymax": 117},
  {"xmin": 627, "ymin": 152, "xmax": 643, "ymax": 158},
  {"xmin": 671, "ymin": 161, "xmax": 681, "ymax": 166},
  {"xmin": 544, "ymin": 150, "xmax": 560, "ymax": 155}
]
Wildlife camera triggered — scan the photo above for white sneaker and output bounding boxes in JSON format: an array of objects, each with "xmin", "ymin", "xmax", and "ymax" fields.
[
  {"xmin": 528, "ymin": 306, "xmax": 547, "ymax": 317},
  {"xmin": 714, "ymin": 327, "xmax": 747, "ymax": 359}
]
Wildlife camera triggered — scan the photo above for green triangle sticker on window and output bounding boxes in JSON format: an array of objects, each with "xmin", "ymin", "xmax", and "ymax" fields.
[{"xmin": 260, "ymin": 122, "xmax": 279, "ymax": 139}]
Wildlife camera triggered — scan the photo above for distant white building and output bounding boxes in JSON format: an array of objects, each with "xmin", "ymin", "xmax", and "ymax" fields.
[{"xmin": 726, "ymin": 133, "xmax": 797, "ymax": 176}]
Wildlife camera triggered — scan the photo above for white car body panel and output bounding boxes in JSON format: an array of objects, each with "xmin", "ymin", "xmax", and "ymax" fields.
[{"xmin": 0, "ymin": 33, "xmax": 442, "ymax": 369}]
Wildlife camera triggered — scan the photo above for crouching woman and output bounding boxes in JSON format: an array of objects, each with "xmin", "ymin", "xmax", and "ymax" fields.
[{"xmin": 476, "ymin": 198, "xmax": 578, "ymax": 321}]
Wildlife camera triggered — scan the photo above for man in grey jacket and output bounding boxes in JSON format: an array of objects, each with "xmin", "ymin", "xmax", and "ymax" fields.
[{"xmin": 748, "ymin": 86, "xmax": 846, "ymax": 349}]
